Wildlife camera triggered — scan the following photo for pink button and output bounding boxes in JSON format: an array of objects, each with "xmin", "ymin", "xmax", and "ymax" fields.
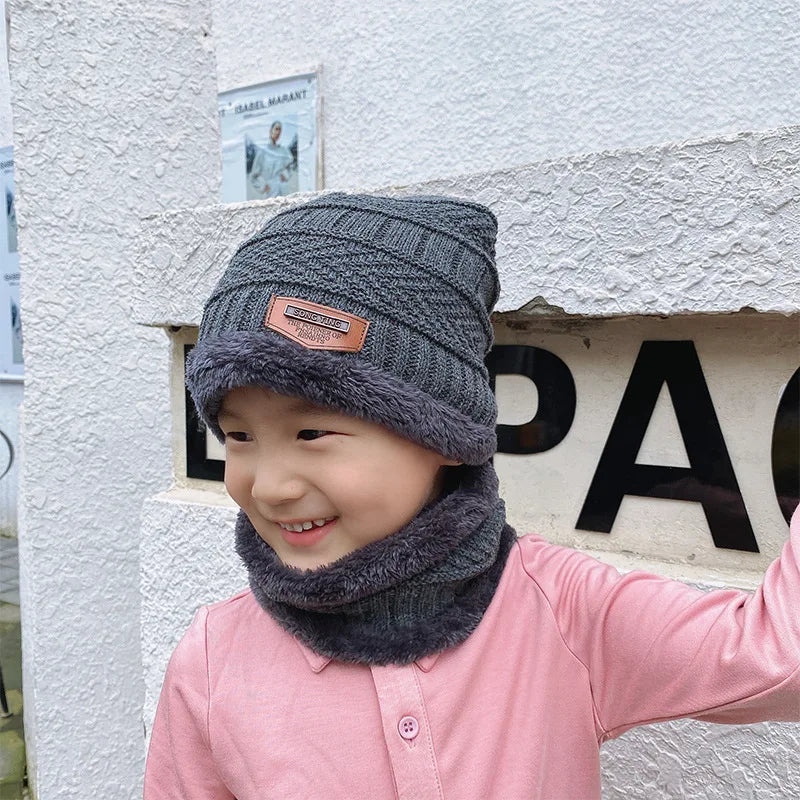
[{"xmin": 398, "ymin": 715, "xmax": 419, "ymax": 740}]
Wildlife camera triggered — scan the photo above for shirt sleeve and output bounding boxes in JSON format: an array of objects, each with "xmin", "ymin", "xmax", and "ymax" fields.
[
  {"xmin": 143, "ymin": 607, "xmax": 236, "ymax": 799},
  {"xmin": 519, "ymin": 505, "xmax": 800, "ymax": 742}
]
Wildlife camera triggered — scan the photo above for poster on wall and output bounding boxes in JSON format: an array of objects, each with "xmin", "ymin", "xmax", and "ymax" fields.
[
  {"xmin": 218, "ymin": 72, "xmax": 322, "ymax": 204},
  {"xmin": 0, "ymin": 145, "xmax": 22, "ymax": 376}
]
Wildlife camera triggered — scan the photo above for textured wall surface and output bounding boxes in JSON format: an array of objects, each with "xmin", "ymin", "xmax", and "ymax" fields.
[
  {"xmin": 0, "ymin": 0, "xmax": 11, "ymax": 148},
  {"xmin": 213, "ymin": 0, "xmax": 800, "ymax": 191},
  {"xmin": 601, "ymin": 717, "xmax": 800, "ymax": 799},
  {"xmin": 140, "ymin": 491, "xmax": 240, "ymax": 740},
  {"xmin": 134, "ymin": 126, "xmax": 800, "ymax": 324},
  {"xmin": 8, "ymin": 1, "xmax": 220, "ymax": 796}
]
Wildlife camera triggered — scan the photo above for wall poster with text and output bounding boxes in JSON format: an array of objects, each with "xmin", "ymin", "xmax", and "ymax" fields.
[
  {"xmin": 0, "ymin": 145, "xmax": 21, "ymax": 376},
  {"xmin": 219, "ymin": 72, "xmax": 322, "ymax": 204}
]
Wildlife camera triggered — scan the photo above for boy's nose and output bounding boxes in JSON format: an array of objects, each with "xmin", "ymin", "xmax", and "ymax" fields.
[{"xmin": 250, "ymin": 459, "xmax": 306, "ymax": 507}]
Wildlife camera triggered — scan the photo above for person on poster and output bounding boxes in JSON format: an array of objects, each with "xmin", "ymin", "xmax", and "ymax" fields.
[
  {"xmin": 6, "ymin": 187, "xmax": 17, "ymax": 253},
  {"xmin": 247, "ymin": 121, "xmax": 294, "ymax": 199},
  {"xmin": 10, "ymin": 300, "xmax": 22, "ymax": 364}
]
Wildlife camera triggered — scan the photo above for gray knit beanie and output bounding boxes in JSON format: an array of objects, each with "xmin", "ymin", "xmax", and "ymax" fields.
[{"xmin": 186, "ymin": 192, "xmax": 500, "ymax": 464}]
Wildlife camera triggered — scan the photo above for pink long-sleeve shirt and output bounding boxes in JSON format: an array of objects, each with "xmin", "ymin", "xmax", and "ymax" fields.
[{"xmin": 144, "ymin": 509, "xmax": 800, "ymax": 799}]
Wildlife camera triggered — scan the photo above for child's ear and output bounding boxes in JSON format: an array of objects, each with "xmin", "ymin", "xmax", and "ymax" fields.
[{"xmin": 442, "ymin": 457, "xmax": 463, "ymax": 467}]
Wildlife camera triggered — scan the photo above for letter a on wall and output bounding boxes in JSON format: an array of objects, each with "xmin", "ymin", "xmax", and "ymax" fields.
[{"xmin": 576, "ymin": 340, "xmax": 759, "ymax": 552}]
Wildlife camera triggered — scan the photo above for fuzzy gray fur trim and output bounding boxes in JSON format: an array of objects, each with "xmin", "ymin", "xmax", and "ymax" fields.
[
  {"xmin": 185, "ymin": 331, "xmax": 497, "ymax": 465},
  {"xmin": 235, "ymin": 462, "xmax": 517, "ymax": 665},
  {"xmin": 238, "ymin": 462, "xmax": 501, "ymax": 608}
]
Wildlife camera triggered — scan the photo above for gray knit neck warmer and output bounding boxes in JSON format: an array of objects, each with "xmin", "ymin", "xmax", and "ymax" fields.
[{"xmin": 236, "ymin": 462, "xmax": 517, "ymax": 665}]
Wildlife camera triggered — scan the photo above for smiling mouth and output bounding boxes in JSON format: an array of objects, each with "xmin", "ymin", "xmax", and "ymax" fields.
[
  {"xmin": 277, "ymin": 517, "xmax": 338, "ymax": 547},
  {"xmin": 276, "ymin": 516, "xmax": 337, "ymax": 533}
]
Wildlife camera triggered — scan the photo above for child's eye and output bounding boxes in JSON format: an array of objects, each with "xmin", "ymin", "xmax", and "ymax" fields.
[
  {"xmin": 225, "ymin": 431, "xmax": 252, "ymax": 443},
  {"xmin": 297, "ymin": 429, "xmax": 329, "ymax": 441}
]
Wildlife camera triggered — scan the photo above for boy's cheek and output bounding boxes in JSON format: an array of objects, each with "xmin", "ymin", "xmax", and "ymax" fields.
[{"xmin": 223, "ymin": 465, "xmax": 249, "ymax": 505}]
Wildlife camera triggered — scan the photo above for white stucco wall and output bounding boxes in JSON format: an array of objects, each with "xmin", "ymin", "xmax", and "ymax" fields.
[
  {"xmin": 8, "ymin": 1, "xmax": 220, "ymax": 796},
  {"xmin": 135, "ymin": 126, "xmax": 800, "ymax": 325},
  {"xmin": 138, "ymin": 125, "xmax": 799, "ymax": 798},
  {"xmin": 213, "ymin": 0, "xmax": 800, "ymax": 192}
]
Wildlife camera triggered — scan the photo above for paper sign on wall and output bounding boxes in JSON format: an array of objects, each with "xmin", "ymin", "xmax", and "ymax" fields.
[
  {"xmin": 218, "ymin": 72, "xmax": 322, "ymax": 204},
  {"xmin": 0, "ymin": 145, "xmax": 21, "ymax": 376}
]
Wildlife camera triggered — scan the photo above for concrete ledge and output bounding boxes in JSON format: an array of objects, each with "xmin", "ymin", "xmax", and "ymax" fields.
[{"xmin": 134, "ymin": 125, "xmax": 800, "ymax": 324}]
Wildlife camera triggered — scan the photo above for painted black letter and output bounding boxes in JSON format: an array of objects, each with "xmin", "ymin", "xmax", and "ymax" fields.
[
  {"xmin": 576, "ymin": 340, "xmax": 759, "ymax": 552},
  {"xmin": 772, "ymin": 367, "xmax": 799, "ymax": 524},
  {"xmin": 487, "ymin": 345, "xmax": 576, "ymax": 454}
]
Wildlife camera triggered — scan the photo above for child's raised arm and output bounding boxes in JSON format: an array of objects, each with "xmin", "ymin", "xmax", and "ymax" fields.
[{"xmin": 519, "ymin": 506, "xmax": 800, "ymax": 742}]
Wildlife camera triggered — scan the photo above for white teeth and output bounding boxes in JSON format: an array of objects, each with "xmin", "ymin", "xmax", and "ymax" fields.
[{"xmin": 278, "ymin": 517, "xmax": 335, "ymax": 533}]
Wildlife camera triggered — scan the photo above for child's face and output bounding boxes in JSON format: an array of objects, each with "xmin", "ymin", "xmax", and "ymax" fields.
[{"xmin": 218, "ymin": 386, "xmax": 460, "ymax": 570}]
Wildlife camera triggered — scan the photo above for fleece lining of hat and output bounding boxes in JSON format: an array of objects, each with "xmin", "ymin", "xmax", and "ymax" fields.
[{"xmin": 186, "ymin": 330, "xmax": 498, "ymax": 465}]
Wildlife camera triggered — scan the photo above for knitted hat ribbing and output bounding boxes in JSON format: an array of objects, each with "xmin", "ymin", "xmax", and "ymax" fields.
[{"xmin": 186, "ymin": 192, "xmax": 501, "ymax": 464}]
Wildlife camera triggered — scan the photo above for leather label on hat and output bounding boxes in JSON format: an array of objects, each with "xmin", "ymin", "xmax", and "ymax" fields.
[{"xmin": 264, "ymin": 295, "xmax": 370, "ymax": 352}]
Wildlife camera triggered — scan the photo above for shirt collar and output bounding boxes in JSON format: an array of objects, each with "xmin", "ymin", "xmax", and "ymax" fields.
[{"xmin": 295, "ymin": 638, "xmax": 442, "ymax": 673}]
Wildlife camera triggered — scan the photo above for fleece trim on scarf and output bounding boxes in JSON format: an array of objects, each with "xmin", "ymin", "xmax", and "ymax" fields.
[{"xmin": 235, "ymin": 462, "xmax": 516, "ymax": 665}]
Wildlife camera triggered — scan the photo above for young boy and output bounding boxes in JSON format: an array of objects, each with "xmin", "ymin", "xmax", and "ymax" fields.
[{"xmin": 144, "ymin": 192, "xmax": 800, "ymax": 799}]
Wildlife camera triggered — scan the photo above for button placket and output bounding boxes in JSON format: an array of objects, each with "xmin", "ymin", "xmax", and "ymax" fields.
[{"xmin": 371, "ymin": 663, "xmax": 444, "ymax": 799}]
